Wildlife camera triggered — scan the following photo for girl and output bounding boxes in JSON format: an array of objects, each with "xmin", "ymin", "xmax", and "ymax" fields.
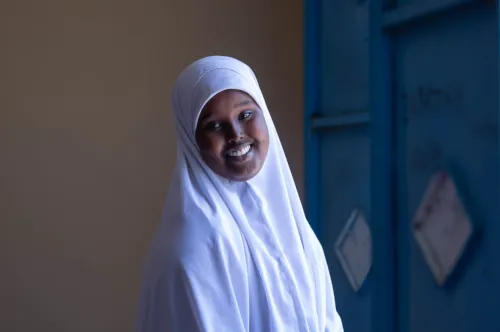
[{"xmin": 136, "ymin": 56, "xmax": 343, "ymax": 332}]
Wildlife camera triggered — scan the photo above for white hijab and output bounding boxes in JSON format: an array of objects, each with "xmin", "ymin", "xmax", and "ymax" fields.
[{"xmin": 136, "ymin": 56, "xmax": 343, "ymax": 332}]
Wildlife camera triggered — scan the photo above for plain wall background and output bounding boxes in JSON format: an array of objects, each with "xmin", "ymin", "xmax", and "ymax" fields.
[{"xmin": 1, "ymin": 0, "xmax": 303, "ymax": 331}]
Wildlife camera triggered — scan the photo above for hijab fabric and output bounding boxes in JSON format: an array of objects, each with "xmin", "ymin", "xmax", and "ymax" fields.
[{"xmin": 136, "ymin": 56, "xmax": 343, "ymax": 332}]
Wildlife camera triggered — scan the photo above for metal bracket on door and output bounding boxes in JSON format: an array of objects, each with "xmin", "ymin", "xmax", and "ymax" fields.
[
  {"xmin": 382, "ymin": 0, "xmax": 479, "ymax": 29},
  {"xmin": 310, "ymin": 110, "xmax": 370, "ymax": 130}
]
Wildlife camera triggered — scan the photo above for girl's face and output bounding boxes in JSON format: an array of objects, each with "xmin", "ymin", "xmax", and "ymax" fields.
[{"xmin": 195, "ymin": 90, "xmax": 269, "ymax": 182}]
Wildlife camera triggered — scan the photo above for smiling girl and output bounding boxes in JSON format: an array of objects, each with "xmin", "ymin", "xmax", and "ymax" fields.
[{"xmin": 136, "ymin": 56, "xmax": 343, "ymax": 332}]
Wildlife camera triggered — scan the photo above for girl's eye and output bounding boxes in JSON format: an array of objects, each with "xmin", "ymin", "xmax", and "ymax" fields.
[
  {"xmin": 205, "ymin": 122, "xmax": 222, "ymax": 131},
  {"xmin": 240, "ymin": 111, "xmax": 253, "ymax": 120}
]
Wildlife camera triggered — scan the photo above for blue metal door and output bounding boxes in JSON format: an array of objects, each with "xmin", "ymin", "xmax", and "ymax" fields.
[{"xmin": 305, "ymin": 0, "xmax": 500, "ymax": 331}]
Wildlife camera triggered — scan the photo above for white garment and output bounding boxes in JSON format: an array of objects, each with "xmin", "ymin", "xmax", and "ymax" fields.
[{"xmin": 136, "ymin": 56, "xmax": 343, "ymax": 332}]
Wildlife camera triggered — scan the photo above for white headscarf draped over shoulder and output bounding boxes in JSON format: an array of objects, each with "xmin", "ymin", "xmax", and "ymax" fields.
[{"xmin": 136, "ymin": 56, "xmax": 343, "ymax": 332}]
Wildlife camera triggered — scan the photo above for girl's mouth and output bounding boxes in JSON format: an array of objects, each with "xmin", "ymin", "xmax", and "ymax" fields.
[{"xmin": 226, "ymin": 143, "xmax": 251, "ymax": 157}]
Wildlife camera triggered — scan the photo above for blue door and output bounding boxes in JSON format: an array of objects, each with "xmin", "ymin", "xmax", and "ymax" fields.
[{"xmin": 305, "ymin": 0, "xmax": 500, "ymax": 331}]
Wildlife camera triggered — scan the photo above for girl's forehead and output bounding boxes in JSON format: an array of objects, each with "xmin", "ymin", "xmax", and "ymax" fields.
[
  {"xmin": 198, "ymin": 90, "xmax": 258, "ymax": 123},
  {"xmin": 208, "ymin": 90, "xmax": 254, "ymax": 106}
]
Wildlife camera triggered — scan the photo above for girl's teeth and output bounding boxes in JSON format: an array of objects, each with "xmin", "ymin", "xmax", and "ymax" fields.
[{"xmin": 228, "ymin": 145, "xmax": 251, "ymax": 157}]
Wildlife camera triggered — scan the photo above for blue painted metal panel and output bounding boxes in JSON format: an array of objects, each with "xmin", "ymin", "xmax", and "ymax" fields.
[
  {"xmin": 319, "ymin": 0, "xmax": 369, "ymax": 115},
  {"xmin": 395, "ymin": 3, "xmax": 500, "ymax": 331},
  {"xmin": 319, "ymin": 126, "xmax": 371, "ymax": 332}
]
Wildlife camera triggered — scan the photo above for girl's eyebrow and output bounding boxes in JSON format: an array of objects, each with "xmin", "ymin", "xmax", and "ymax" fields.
[
  {"xmin": 198, "ymin": 111, "xmax": 212, "ymax": 123},
  {"xmin": 233, "ymin": 99, "xmax": 253, "ymax": 108}
]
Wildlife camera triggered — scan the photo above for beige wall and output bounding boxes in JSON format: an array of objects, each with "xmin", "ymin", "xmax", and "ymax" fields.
[{"xmin": 1, "ymin": 0, "xmax": 303, "ymax": 331}]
